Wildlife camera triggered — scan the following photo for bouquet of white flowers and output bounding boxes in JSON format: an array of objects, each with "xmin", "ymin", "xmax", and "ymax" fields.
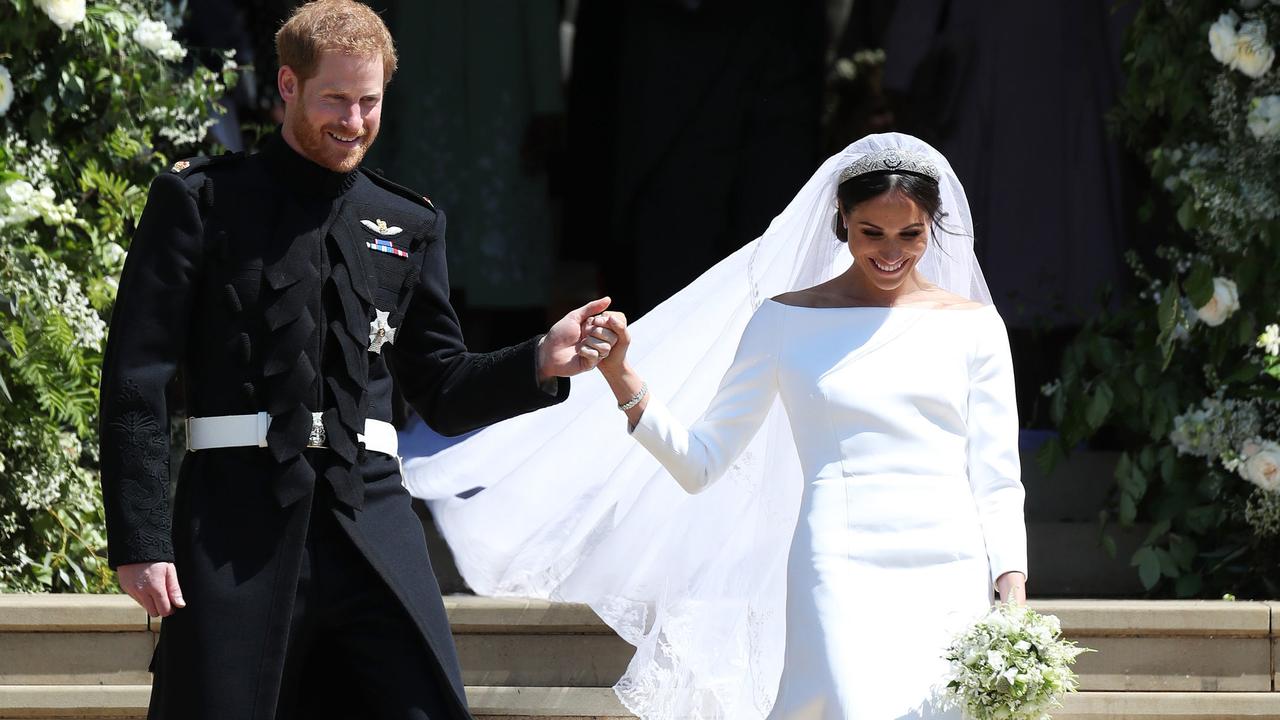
[{"xmin": 936, "ymin": 603, "xmax": 1092, "ymax": 720}]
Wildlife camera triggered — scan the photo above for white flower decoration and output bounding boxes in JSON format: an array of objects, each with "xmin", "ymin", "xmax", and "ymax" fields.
[
  {"xmin": 1233, "ymin": 20, "xmax": 1276, "ymax": 78},
  {"xmin": 1258, "ymin": 323, "xmax": 1280, "ymax": 356},
  {"xmin": 132, "ymin": 19, "xmax": 187, "ymax": 62},
  {"xmin": 3, "ymin": 180, "xmax": 35, "ymax": 206},
  {"xmin": 0, "ymin": 179, "xmax": 78, "ymax": 230},
  {"xmin": 0, "ymin": 65, "xmax": 13, "ymax": 118},
  {"xmin": 1210, "ymin": 12, "xmax": 1241, "ymax": 66},
  {"xmin": 1195, "ymin": 277, "xmax": 1240, "ymax": 327},
  {"xmin": 102, "ymin": 241, "xmax": 127, "ymax": 270},
  {"xmin": 1238, "ymin": 440, "xmax": 1280, "ymax": 492},
  {"xmin": 35, "ymin": 0, "xmax": 85, "ymax": 31},
  {"xmin": 1247, "ymin": 95, "xmax": 1280, "ymax": 139},
  {"xmin": 368, "ymin": 309, "xmax": 397, "ymax": 354}
]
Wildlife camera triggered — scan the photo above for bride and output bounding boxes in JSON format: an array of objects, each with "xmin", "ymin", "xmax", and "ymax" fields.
[{"xmin": 403, "ymin": 133, "xmax": 1027, "ymax": 720}]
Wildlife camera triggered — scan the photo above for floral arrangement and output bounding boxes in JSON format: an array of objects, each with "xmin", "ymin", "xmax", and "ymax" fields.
[
  {"xmin": 935, "ymin": 604, "xmax": 1091, "ymax": 720},
  {"xmin": 0, "ymin": 0, "xmax": 234, "ymax": 591},
  {"xmin": 1047, "ymin": 0, "xmax": 1280, "ymax": 597}
]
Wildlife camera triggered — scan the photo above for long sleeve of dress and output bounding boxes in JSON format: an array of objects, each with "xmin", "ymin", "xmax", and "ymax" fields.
[
  {"xmin": 630, "ymin": 304, "xmax": 781, "ymax": 494},
  {"xmin": 99, "ymin": 173, "xmax": 204, "ymax": 568},
  {"xmin": 966, "ymin": 312, "xmax": 1029, "ymax": 586},
  {"xmin": 385, "ymin": 210, "xmax": 568, "ymax": 437}
]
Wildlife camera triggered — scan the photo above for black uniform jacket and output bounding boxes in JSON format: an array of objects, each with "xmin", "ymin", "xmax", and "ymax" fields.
[{"xmin": 98, "ymin": 132, "xmax": 568, "ymax": 719}]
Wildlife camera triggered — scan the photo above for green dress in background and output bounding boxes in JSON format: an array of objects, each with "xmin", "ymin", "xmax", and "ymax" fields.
[{"xmin": 372, "ymin": 0, "xmax": 564, "ymax": 310}]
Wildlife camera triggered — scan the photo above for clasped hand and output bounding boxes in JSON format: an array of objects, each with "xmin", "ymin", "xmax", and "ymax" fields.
[{"xmin": 537, "ymin": 297, "xmax": 627, "ymax": 380}]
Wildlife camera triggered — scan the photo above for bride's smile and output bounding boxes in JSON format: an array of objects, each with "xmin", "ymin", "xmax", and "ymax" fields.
[
  {"xmin": 839, "ymin": 187, "xmax": 930, "ymax": 299},
  {"xmin": 868, "ymin": 256, "xmax": 908, "ymax": 274}
]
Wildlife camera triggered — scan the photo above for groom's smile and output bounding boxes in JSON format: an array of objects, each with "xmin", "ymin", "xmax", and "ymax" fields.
[{"xmin": 279, "ymin": 51, "xmax": 384, "ymax": 173}]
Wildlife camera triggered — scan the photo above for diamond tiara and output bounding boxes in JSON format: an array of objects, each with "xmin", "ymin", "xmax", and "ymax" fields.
[{"xmin": 838, "ymin": 149, "xmax": 940, "ymax": 183}]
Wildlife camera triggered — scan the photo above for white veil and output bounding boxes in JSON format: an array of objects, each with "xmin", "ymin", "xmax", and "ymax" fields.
[{"xmin": 403, "ymin": 133, "xmax": 989, "ymax": 719}]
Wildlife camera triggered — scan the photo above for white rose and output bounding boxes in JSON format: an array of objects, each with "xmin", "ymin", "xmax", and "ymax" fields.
[
  {"xmin": 102, "ymin": 242, "xmax": 127, "ymax": 269},
  {"xmin": 1247, "ymin": 95, "xmax": 1280, "ymax": 139},
  {"xmin": 1210, "ymin": 12, "xmax": 1241, "ymax": 65},
  {"xmin": 1195, "ymin": 277, "xmax": 1240, "ymax": 327},
  {"xmin": 35, "ymin": 0, "xmax": 86, "ymax": 32},
  {"xmin": 1232, "ymin": 20, "xmax": 1276, "ymax": 78},
  {"xmin": 133, "ymin": 19, "xmax": 187, "ymax": 62},
  {"xmin": 3, "ymin": 180, "xmax": 35, "ymax": 206},
  {"xmin": 132, "ymin": 20, "xmax": 168, "ymax": 52},
  {"xmin": 0, "ymin": 65, "xmax": 12, "ymax": 117},
  {"xmin": 1240, "ymin": 441, "xmax": 1280, "ymax": 491},
  {"xmin": 987, "ymin": 649, "xmax": 1007, "ymax": 671}
]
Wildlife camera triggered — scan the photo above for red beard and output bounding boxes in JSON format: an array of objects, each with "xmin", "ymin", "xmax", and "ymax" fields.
[{"xmin": 286, "ymin": 107, "xmax": 376, "ymax": 173}]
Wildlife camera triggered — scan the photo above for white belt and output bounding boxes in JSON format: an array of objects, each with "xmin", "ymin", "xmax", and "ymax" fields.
[{"xmin": 186, "ymin": 411, "xmax": 399, "ymax": 458}]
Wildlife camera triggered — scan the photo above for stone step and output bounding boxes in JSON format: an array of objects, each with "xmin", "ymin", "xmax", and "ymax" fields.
[
  {"xmin": 0, "ymin": 685, "xmax": 631, "ymax": 719},
  {"xmin": 2, "ymin": 686, "xmax": 1280, "ymax": 719},
  {"xmin": 2, "ymin": 596, "xmax": 1277, "ymax": 695},
  {"xmin": 1056, "ymin": 691, "xmax": 1280, "ymax": 719},
  {"xmin": 1049, "ymin": 599, "xmax": 1280, "ymax": 693}
]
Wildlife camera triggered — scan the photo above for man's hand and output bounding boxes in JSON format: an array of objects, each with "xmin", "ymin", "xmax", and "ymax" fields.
[
  {"xmin": 118, "ymin": 561, "xmax": 185, "ymax": 618},
  {"xmin": 537, "ymin": 297, "xmax": 614, "ymax": 380}
]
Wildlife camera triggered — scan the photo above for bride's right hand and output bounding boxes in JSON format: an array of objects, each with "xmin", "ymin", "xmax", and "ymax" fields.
[{"xmin": 585, "ymin": 311, "xmax": 630, "ymax": 375}]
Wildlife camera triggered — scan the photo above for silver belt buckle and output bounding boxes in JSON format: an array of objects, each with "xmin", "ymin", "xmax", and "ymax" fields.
[{"xmin": 306, "ymin": 411, "xmax": 327, "ymax": 449}]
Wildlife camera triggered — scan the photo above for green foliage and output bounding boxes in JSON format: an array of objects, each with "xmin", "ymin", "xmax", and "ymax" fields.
[
  {"xmin": 0, "ymin": 0, "xmax": 236, "ymax": 591},
  {"xmin": 1048, "ymin": 0, "xmax": 1280, "ymax": 598}
]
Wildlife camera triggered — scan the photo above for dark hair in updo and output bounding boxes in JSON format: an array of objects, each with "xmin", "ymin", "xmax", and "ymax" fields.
[{"xmin": 832, "ymin": 171, "xmax": 945, "ymax": 243}]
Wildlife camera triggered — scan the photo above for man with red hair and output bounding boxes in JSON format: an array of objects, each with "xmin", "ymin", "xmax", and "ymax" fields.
[{"xmin": 99, "ymin": 2, "xmax": 613, "ymax": 717}]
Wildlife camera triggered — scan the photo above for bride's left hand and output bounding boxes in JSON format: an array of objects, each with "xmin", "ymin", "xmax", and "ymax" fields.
[{"xmin": 995, "ymin": 571, "xmax": 1027, "ymax": 605}]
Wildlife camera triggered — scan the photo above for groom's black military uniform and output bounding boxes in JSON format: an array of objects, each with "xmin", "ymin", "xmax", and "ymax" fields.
[{"xmin": 99, "ymin": 132, "xmax": 567, "ymax": 719}]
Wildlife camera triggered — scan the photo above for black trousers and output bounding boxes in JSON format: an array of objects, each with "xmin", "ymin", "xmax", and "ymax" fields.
[{"xmin": 274, "ymin": 488, "xmax": 457, "ymax": 720}]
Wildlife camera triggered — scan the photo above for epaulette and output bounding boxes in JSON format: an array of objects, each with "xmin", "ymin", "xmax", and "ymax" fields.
[
  {"xmin": 360, "ymin": 167, "xmax": 437, "ymax": 211},
  {"xmin": 167, "ymin": 151, "xmax": 244, "ymax": 177}
]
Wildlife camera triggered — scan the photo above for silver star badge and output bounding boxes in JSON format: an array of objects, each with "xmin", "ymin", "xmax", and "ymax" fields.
[{"xmin": 369, "ymin": 309, "xmax": 397, "ymax": 354}]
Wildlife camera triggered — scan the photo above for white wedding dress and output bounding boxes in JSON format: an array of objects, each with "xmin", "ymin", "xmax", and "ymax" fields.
[
  {"xmin": 404, "ymin": 134, "xmax": 1027, "ymax": 719},
  {"xmin": 629, "ymin": 299, "xmax": 1026, "ymax": 719}
]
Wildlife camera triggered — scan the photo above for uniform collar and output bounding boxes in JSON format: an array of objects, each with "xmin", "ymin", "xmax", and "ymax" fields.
[{"xmin": 261, "ymin": 129, "xmax": 361, "ymax": 199}]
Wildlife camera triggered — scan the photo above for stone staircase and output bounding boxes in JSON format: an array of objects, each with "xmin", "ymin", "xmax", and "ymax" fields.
[{"xmin": 1, "ymin": 595, "xmax": 1278, "ymax": 719}]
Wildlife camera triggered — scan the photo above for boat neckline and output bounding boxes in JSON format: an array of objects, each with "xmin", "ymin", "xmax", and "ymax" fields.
[{"xmin": 764, "ymin": 297, "xmax": 995, "ymax": 312}]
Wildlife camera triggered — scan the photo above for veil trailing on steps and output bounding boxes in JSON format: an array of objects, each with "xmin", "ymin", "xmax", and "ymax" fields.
[{"xmin": 402, "ymin": 133, "xmax": 990, "ymax": 719}]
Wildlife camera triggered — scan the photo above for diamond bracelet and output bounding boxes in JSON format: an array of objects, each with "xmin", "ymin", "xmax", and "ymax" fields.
[{"xmin": 618, "ymin": 382, "xmax": 648, "ymax": 411}]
